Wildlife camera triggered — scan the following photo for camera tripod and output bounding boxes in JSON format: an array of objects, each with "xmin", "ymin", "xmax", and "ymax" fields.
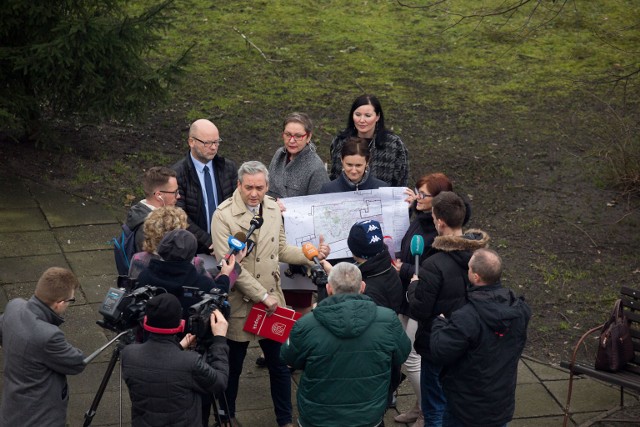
[
  {"xmin": 83, "ymin": 328, "xmax": 228, "ymax": 427},
  {"xmin": 83, "ymin": 329, "xmax": 135, "ymax": 427}
]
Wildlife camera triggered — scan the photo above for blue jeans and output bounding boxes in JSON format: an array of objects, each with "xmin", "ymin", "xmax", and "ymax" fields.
[
  {"xmin": 218, "ymin": 338, "xmax": 292, "ymax": 426},
  {"xmin": 443, "ymin": 407, "xmax": 507, "ymax": 427},
  {"xmin": 420, "ymin": 358, "xmax": 446, "ymax": 427}
]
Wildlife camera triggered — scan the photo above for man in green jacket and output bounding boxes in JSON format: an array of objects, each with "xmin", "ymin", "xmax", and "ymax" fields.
[{"xmin": 281, "ymin": 262, "xmax": 411, "ymax": 427}]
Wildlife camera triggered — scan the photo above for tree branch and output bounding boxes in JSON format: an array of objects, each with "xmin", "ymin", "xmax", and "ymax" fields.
[{"xmin": 232, "ymin": 27, "xmax": 281, "ymax": 63}]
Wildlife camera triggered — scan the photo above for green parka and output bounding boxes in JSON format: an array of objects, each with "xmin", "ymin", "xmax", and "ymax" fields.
[{"xmin": 281, "ymin": 293, "xmax": 411, "ymax": 427}]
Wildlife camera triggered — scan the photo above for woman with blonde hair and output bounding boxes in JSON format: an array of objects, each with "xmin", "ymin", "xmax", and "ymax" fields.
[{"xmin": 128, "ymin": 206, "xmax": 210, "ymax": 279}]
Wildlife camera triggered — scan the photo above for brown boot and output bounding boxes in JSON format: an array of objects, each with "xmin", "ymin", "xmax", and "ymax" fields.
[
  {"xmin": 394, "ymin": 402, "xmax": 420, "ymax": 423},
  {"xmin": 410, "ymin": 411, "xmax": 424, "ymax": 427}
]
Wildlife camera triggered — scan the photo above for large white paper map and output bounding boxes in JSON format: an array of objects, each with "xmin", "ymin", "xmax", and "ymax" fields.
[{"xmin": 281, "ymin": 187, "xmax": 410, "ymax": 259}]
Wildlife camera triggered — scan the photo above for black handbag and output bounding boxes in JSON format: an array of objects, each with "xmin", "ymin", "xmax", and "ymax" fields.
[{"xmin": 594, "ymin": 299, "xmax": 635, "ymax": 372}]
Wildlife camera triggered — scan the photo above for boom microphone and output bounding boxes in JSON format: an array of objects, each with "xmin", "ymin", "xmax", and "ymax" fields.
[{"xmin": 410, "ymin": 235, "xmax": 425, "ymax": 276}]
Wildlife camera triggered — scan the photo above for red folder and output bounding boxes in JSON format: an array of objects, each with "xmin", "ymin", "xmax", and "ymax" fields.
[{"xmin": 243, "ymin": 303, "xmax": 302, "ymax": 343}]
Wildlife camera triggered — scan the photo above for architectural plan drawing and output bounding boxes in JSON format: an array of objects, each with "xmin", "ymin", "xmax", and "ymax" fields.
[{"xmin": 281, "ymin": 187, "xmax": 410, "ymax": 259}]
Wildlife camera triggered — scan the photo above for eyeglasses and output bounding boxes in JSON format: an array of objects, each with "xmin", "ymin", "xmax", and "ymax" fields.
[
  {"xmin": 282, "ymin": 132, "xmax": 308, "ymax": 142},
  {"xmin": 192, "ymin": 136, "xmax": 223, "ymax": 148},
  {"xmin": 158, "ymin": 189, "xmax": 180, "ymax": 197},
  {"xmin": 417, "ymin": 191, "xmax": 434, "ymax": 200},
  {"xmin": 62, "ymin": 297, "xmax": 76, "ymax": 304}
]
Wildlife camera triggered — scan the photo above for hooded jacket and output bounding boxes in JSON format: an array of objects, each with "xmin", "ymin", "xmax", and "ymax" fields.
[
  {"xmin": 430, "ymin": 283, "xmax": 531, "ymax": 427},
  {"xmin": 0, "ymin": 297, "xmax": 85, "ymax": 427},
  {"xmin": 359, "ymin": 250, "xmax": 403, "ymax": 313},
  {"xmin": 280, "ymin": 293, "xmax": 411, "ymax": 427},
  {"xmin": 267, "ymin": 143, "xmax": 329, "ymax": 199},
  {"xmin": 124, "ymin": 201, "xmax": 153, "ymax": 253},
  {"xmin": 408, "ymin": 229, "xmax": 490, "ymax": 358},
  {"xmin": 397, "ymin": 198, "xmax": 473, "ymax": 316}
]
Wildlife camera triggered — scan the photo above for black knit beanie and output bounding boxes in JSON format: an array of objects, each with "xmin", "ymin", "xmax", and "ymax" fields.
[
  {"xmin": 144, "ymin": 293, "xmax": 183, "ymax": 333},
  {"xmin": 347, "ymin": 219, "xmax": 385, "ymax": 259}
]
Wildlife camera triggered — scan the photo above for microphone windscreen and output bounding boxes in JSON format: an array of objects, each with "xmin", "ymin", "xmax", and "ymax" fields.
[
  {"xmin": 250, "ymin": 216, "xmax": 264, "ymax": 228},
  {"xmin": 302, "ymin": 242, "xmax": 319, "ymax": 261},
  {"xmin": 234, "ymin": 231, "xmax": 247, "ymax": 242},
  {"xmin": 410, "ymin": 235, "xmax": 425, "ymax": 256}
]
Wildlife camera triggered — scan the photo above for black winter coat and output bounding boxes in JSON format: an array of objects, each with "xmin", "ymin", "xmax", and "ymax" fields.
[
  {"xmin": 397, "ymin": 210, "xmax": 438, "ymax": 316},
  {"xmin": 430, "ymin": 283, "xmax": 531, "ymax": 427},
  {"xmin": 397, "ymin": 199, "xmax": 472, "ymax": 316},
  {"xmin": 172, "ymin": 153, "xmax": 237, "ymax": 254},
  {"xmin": 121, "ymin": 334, "xmax": 229, "ymax": 427},
  {"xmin": 359, "ymin": 250, "xmax": 403, "ymax": 313},
  {"xmin": 136, "ymin": 259, "xmax": 229, "ymax": 317},
  {"xmin": 408, "ymin": 229, "xmax": 490, "ymax": 359},
  {"xmin": 318, "ymin": 170, "xmax": 388, "ymax": 194}
]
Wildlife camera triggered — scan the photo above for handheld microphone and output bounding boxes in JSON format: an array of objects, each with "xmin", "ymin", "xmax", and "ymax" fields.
[
  {"xmin": 302, "ymin": 242, "xmax": 322, "ymax": 268},
  {"xmin": 410, "ymin": 235, "xmax": 425, "ymax": 276},
  {"xmin": 245, "ymin": 215, "xmax": 264, "ymax": 242},
  {"xmin": 217, "ymin": 232, "xmax": 246, "ymax": 269}
]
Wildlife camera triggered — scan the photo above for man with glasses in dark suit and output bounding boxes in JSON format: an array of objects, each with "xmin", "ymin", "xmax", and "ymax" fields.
[{"xmin": 173, "ymin": 119, "xmax": 237, "ymax": 254}]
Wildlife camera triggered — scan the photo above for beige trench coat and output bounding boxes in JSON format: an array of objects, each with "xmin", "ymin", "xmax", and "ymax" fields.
[{"xmin": 211, "ymin": 189, "xmax": 311, "ymax": 342}]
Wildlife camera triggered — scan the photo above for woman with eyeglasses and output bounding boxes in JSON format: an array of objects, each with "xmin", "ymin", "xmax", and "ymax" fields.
[
  {"xmin": 267, "ymin": 112, "xmax": 329, "ymax": 202},
  {"xmin": 319, "ymin": 136, "xmax": 388, "ymax": 193},
  {"xmin": 330, "ymin": 94, "xmax": 409, "ymax": 187},
  {"xmin": 262, "ymin": 113, "xmax": 329, "ymax": 344},
  {"xmin": 391, "ymin": 172, "xmax": 471, "ymax": 427}
]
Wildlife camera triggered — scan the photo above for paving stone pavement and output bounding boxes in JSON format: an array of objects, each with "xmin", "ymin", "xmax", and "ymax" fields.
[{"xmin": 0, "ymin": 174, "xmax": 638, "ymax": 426}]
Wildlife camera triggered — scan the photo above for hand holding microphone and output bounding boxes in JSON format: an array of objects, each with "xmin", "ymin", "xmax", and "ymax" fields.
[
  {"xmin": 410, "ymin": 235, "xmax": 425, "ymax": 276},
  {"xmin": 302, "ymin": 242, "xmax": 322, "ymax": 268},
  {"xmin": 302, "ymin": 242, "xmax": 330, "ymax": 286},
  {"xmin": 217, "ymin": 232, "xmax": 246, "ymax": 270}
]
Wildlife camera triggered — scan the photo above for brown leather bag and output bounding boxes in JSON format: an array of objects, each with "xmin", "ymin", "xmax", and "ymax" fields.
[{"xmin": 594, "ymin": 299, "xmax": 635, "ymax": 372}]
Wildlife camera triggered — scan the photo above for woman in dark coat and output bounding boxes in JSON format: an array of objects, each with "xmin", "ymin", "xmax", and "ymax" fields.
[
  {"xmin": 391, "ymin": 172, "xmax": 471, "ymax": 426},
  {"xmin": 319, "ymin": 136, "xmax": 388, "ymax": 194}
]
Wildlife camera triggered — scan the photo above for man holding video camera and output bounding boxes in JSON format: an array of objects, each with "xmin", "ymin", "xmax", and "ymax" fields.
[
  {"xmin": 211, "ymin": 161, "xmax": 330, "ymax": 427},
  {"xmin": 121, "ymin": 293, "xmax": 229, "ymax": 427},
  {"xmin": 0, "ymin": 267, "xmax": 86, "ymax": 427}
]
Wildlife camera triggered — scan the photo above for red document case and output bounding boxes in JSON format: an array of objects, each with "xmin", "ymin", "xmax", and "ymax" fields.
[{"xmin": 243, "ymin": 303, "xmax": 302, "ymax": 343}]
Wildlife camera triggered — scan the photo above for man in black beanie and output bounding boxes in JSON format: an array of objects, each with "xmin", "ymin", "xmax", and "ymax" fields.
[{"xmin": 121, "ymin": 293, "xmax": 229, "ymax": 427}]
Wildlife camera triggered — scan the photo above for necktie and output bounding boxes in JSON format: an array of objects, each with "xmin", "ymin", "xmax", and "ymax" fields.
[{"xmin": 203, "ymin": 166, "xmax": 216, "ymax": 228}]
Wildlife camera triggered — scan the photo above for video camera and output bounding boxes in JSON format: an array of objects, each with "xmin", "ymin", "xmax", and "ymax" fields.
[
  {"xmin": 97, "ymin": 285, "xmax": 160, "ymax": 333},
  {"xmin": 184, "ymin": 287, "xmax": 230, "ymax": 347},
  {"xmin": 309, "ymin": 264, "xmax": 328, "ymax": 287}
]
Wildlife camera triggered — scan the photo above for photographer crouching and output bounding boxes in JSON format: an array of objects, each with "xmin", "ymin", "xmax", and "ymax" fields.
[{"xmin": 120, "ymin": 293, "xmax": 229, "ymax": 427}]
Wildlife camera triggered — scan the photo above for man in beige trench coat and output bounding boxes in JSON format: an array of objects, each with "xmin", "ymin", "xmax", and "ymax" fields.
[{"xmin": 211, "ymin": 161, "xmax": 330, "ymax": 427}]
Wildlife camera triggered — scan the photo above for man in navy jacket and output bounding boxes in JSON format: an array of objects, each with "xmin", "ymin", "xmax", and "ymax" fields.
[{"xmin": 430, "ymin": 249, "xmax": 531, "ymax": 427}]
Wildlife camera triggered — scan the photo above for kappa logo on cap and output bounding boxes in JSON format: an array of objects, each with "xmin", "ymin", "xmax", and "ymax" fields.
[
  {"xmin": 369, "ymin": 235, "xmax": 382, "ymax": 244},
  {"xmin": 366, "ymin": 223, "xmax": 380, "ymax": 232}
]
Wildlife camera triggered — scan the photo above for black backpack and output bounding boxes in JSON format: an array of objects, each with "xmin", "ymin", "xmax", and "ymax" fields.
[{"xmin": 113, "ymin": 223, "xmax": 141, "ymax": 276}]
